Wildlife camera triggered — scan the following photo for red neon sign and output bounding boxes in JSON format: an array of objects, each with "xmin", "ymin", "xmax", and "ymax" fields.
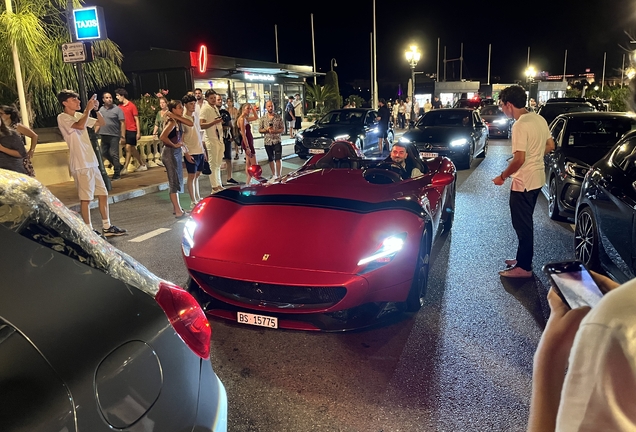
[{"xmin": 198, "ymin": 45, "xmax": 207, "ymax": 73}]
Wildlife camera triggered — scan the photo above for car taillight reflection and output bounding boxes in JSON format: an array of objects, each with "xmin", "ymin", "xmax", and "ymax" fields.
[{"xmin": 155, "ymin": 281, "xmax": 211, "ymax": 358}]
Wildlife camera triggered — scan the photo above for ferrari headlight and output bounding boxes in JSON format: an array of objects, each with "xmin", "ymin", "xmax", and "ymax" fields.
[
  {"xmin": 399, "ymin": 136, "xmax": 412, "ymax": 144},
  {"xmin": 334, "ymin": 134, "xmax": 350, "ymax": 141},
  {"xmin": 450, "ymin": 138, "xmax": 468, "ymax": 147},
  {"xmin": 182, "ymin": 219, "xmax": 197, "ymax": 256},
  {"xmin": 358, "ymin": 233, "xmax": 406, "ymax": 266}
]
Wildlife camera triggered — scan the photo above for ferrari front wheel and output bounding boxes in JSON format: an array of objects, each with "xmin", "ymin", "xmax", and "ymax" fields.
[{"xmin": 405, "ymin": 230, "xmax": 431, "ymax": 312}]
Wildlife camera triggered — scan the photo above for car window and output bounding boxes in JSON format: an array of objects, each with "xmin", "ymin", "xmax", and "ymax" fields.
[
  {"xmin": 318, "ymin": 110, "xmax": 364, "ymax": 125},
  {"xmin": 612, "ymin": 138, "xmax": 636, "ymax": 175},
  {"xmin": 365, "ymin": 112, "xmax": 377, "ymax": 124},
  {"xmin": 419, "ymin": 111, "xmax": 471, "ymax": 127},
  {"xmin": 481, "ymin": 106, "xmax": 500, "ymax": 116},
  {"xmin": 550, "ymin": 119, "xmax": 566, "ymax": 147},
  {"xmin": 563, "ymin": 118, "xmax": 636, "ymax": 148}
]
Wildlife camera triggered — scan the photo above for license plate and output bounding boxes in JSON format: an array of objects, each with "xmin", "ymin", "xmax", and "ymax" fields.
[
  {"xmin": 420, "ymin": 152, "xmax": 438, "ymax": 158},
  {"xmin": 309, "ymin": 148, "xmax": 325, "ymax": 154},
  {"xmin": 237, "ymin": 312, "xmax": 278, "ymax": 329}
]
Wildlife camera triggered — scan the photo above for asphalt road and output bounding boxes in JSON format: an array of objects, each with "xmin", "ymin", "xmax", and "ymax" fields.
[{"xmin": 100, "ymin": 139, "xmax": 576, "ymax": 432}]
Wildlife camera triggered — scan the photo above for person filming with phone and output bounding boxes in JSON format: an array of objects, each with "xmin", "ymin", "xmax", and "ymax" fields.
[
  {"xmin": 258, "ymin": 100, "xmax": 284, "ymax": 182},
  {"xmin": 528, "ymin": 264, "xmax": 636, "ymax": 431}
]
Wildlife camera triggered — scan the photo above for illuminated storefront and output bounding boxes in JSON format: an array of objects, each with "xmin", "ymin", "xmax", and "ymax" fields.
[{"xmin": 123, "ymin": 48, "xmax": 315, "ymax": 116}]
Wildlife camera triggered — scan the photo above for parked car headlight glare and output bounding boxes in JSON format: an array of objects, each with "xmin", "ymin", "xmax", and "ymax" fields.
[
  {"xmin": 493, "ymin": 119, "xmax": 507, "ymax": 125},
  {"xmin": 398, "ymin": 136, "xmax": 412, "ymax": 144},
  {"xmin": 450, "ymin": 138, "xmax": 468, "ymax": 147},
  {"xmin": 334, "ymin": 134, "xmax": 350, "ymax": 141}
]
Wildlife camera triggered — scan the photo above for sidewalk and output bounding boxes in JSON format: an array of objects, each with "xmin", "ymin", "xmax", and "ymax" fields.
[{"xmin": 48, "ymin": 137, "xmax": 299, "ymax": 213}]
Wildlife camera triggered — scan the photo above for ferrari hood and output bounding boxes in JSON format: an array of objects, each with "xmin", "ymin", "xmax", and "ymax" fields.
[{"xmin": 188, "ymin": 192, "xmax": 423, "ymax": 275}]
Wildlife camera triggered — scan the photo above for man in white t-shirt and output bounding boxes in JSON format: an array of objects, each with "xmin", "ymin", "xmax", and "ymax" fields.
[
  {"xmin": 56, "ymin": 90, "xmax": 127, "ymax": 237},
  {"xmin": 199, "ymin": 89, "xmax": 224, "ymax": 192},
  {"xmin": 528, "ymin": 274, "xmax": 636, "ymax": 431},
  {"xmin": 492, "ymin": 85, "xmax": 554, "ymax": 278}
]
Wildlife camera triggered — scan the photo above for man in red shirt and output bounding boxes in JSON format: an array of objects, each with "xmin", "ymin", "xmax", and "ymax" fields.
[{"xmin": 114, "ymin": 88, "xmax": 147, "ymax": 172}]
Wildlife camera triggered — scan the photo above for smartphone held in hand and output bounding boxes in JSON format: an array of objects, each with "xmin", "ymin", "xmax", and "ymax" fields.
[{"xmin": 542, "ymin": 261, "xmax": 604, "ymax": 309}]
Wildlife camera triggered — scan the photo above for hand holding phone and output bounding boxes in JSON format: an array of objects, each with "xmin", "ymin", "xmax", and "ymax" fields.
[{"xmin": 542, "ymin": 261, "xmax": 604, "ymax": 309}]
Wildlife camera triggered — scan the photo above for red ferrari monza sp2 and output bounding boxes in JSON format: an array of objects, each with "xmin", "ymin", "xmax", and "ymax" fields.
[{"xmin": 182, "ymin": 142, "xmax": 456, "ymax": 331}]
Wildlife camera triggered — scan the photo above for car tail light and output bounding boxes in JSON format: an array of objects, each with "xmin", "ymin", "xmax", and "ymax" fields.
[{"xmin": 155, "ymin": 281, "xmax": 211, "ymax": 358}]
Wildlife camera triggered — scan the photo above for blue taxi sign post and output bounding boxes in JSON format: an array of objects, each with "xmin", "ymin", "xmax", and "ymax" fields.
[{"xmin": 72, "ymin": 6, "xmax": 107, "ymax": 41}]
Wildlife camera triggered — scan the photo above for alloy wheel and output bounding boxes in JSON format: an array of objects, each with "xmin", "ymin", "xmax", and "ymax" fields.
[
  {"xmin": 574, "ymin": 208, "xmax": 597, "ymax": 267},
  {"xmin": 405, "ymin": 231, "xmax": 430, "ymax": 311},
  {"xmin": 548, "ymin": 177, "xmax": 560, "ymax": 220}
]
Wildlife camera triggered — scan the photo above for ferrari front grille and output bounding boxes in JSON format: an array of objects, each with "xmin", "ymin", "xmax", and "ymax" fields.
[{"xmin": 191, "ymin": 270, "xmax": 347, "ymax": 309}]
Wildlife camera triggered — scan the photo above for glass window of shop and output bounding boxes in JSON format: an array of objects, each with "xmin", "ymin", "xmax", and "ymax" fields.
[
  {"xmin": 194, "ymin": 78, "xmax": 267, "ymax": 113},
  {"xmin": 194, "ymin": 77, "xmax": 304, "ymax": 116}
]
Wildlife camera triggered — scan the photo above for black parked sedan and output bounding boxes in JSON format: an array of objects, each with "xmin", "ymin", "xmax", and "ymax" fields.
[
  {"xmin": 480, "ymin": 105, "xmax": 512, "ymax": 138},
  {"xmin": 295, "ymin": 108, "xmax": 394, "ymax": 159},
  {"xmin": 0, "ymin": 169, "xmax": 228, "ymax": 431},
  {"xmin": 575, "ymin": 131, "xmax": 636, "ymax": 283},
  {"xmin": 398, "ymin": 108, "xmax": 488, "ymax": 169},
  {"xmin": 544, "ymin": 112, "xmax": 636, "ymax": 220}
]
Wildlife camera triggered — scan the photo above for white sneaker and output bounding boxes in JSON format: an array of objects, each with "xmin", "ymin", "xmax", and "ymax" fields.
[
  {"xmin": 499, "ymin": 266, "xmax": 533, "ymax": 278},
  {"xmin": 135, "ymin": 165, "xmax": 148, "ymax": 172},
  {"xmin": 156, "ymin": 160, "xmax": 164, "ymax": 167}
]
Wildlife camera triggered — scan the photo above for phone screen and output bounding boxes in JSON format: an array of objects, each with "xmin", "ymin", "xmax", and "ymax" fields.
[{"xmin": 543, "ymin": 261, "xmax": 604, "ymax": 308}]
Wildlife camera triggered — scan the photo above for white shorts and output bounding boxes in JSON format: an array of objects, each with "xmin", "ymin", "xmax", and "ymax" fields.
[{"xmin": 72, "ymin": 166, "xmax": 108, "ymax": 201}]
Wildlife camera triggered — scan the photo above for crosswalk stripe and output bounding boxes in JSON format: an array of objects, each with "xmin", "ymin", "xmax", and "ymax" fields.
[{"xmin": 129, "ymin": 228, "xmax": 171, "ymax": 243}]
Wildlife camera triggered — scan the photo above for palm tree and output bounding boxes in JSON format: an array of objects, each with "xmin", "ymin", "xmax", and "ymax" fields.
[
  {"xmin": 0, "ymin": 0, "xmax": 127, "ymax": 123},
  {"xmin": 305, "ymin": 83, "xmax": 339, "ymax": 113}
]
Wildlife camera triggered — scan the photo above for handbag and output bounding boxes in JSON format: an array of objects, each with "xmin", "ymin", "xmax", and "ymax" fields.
[{"xmin": 202, "ymin": 160, "xmax": 212, "ymax": 175}]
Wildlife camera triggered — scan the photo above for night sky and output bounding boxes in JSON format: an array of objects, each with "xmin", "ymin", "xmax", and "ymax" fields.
[{"xmin": 91, "ymin": 0, "xmax": 636, "ymax": 96}]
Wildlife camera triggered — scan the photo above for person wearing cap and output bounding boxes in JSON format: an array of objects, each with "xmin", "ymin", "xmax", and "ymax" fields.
[{"xmin": 284, "ymin": 95, "xmax": 296, "ymax": 137}]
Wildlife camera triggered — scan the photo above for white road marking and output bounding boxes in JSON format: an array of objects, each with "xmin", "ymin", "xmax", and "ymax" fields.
[{"xmin": 129, "ymin": 228, "xmax": 171, "ymax": 243}]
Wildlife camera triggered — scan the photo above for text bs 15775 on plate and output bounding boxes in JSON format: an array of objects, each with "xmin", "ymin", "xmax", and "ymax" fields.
[{"xmin": 237, "ymin": 312, "xmax": 278, "ymax": 329}]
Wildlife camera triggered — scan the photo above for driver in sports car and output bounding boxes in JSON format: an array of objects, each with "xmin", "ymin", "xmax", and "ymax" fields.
[{"xmin": 386, "ymin": 142, "xmax": 426, "ymax": 179}]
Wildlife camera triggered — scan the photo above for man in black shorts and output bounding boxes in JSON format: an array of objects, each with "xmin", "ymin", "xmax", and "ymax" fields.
[
  {"xmin": 376, "ymin": 98, "xmax": 390, "ymax": 155},
  {"xmin": 293, "ymin": 94, "xmax": 303, "ymax": 132},
  {"xmin": 216, "ymin": 95, "xmax": 238, "ymax": 184},
  {"xmin": 258, "ymin": 100, "xmax": 284, "ymax": 181}
]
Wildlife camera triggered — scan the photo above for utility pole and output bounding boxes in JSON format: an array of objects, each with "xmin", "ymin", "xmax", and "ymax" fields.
[
  {"xmin": 311, "ymin": 14, "xmax": 316, "ymax": 86},
  {"xmin": 275, "ymin": 24, "xmax": 279, "ymax": 63},
  {"xmin": 5, "ymin": 0, "xmax": 30, "ymax": 129}
]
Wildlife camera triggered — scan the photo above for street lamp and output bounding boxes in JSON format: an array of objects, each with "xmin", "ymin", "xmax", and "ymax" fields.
[
  {"xmin": 330, "ymin": 58, "xmax": 337, "ymax": 71},
  {"xmin": 524, "ymin": 66, "xmax": 536, "ymax": 82},
  {"xmin": 405, "ymin": 45, "xmax": 421, "ymax": 126}
]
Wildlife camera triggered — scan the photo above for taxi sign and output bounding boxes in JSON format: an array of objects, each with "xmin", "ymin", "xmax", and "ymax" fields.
[{"xmin": 72, "ymin": 6, "xmax": 107, "ymax": 41}]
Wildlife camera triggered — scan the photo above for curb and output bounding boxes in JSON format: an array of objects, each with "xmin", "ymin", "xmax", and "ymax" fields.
[{"xmin": 71, "ymin": 146, "xmax": 299, "ymax": 213}]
